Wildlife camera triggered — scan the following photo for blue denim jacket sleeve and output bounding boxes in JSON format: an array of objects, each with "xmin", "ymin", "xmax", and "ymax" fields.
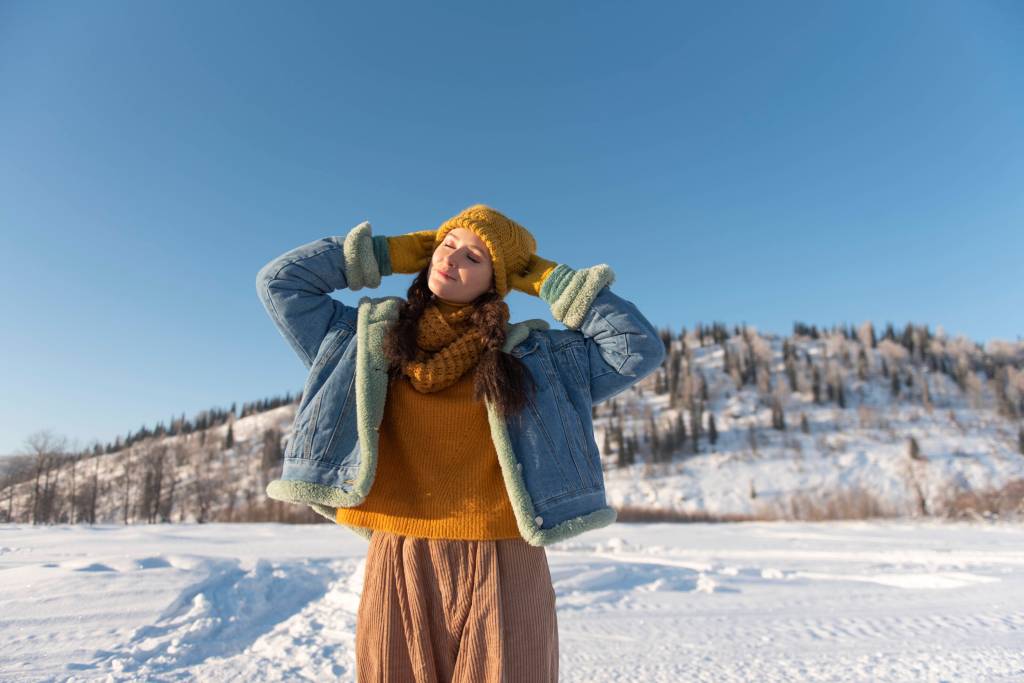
[
  {"xmin": 255, "ymin": 221, "xmax": 392, "ymax": 369},
  {"xmin": 539, "ymin": 263, "xmax": 665, "ymax": 405}
]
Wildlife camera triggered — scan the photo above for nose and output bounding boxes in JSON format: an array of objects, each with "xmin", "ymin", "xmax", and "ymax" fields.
[
  {"xmin": 437, "ymin": 255, "xmax": 457, "ymax": 278},
  {"xmin": 443, "ymin": 248, "xmax": 466, "ymax": 269}
]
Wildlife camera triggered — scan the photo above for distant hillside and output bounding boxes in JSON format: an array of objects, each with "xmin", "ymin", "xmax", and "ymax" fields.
[{"xmin": 3, "ymin": 321, "xmax": 1022, "ymax": 525}]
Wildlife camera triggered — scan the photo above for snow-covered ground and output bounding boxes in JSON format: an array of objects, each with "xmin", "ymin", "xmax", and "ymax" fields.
[{"xmin": 2, "ymin": 520, "xmax": 1022, "ymax": 682}]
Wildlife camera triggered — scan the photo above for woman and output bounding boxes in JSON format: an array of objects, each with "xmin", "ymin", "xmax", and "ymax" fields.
[{"xmin": 256, "ymin": 204, "xmax": 664, "ymax": 681}]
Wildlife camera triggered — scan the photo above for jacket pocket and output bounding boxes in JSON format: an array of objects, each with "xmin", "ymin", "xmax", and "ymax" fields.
[
  {"xmin": 551, "ymin": 374, "xmax": 602, "ymax": 491},
  {"xmin": 289, "ymin": 323, "xmax": 355, "ymax": 462},
  {"xmin": 320, "ymin": 371, "xmax": 358, "ymax": 466},
  {"xmin": 307, "ymin": 325, "xmax": 359, "ymax": 466},
  {"xmin": 287, "ymin": 392, "xmax": 323, "ymax": 460},
  {"xmin": 526, "ymin": 345, "xmax": 597, "ymax": 495},
  {"xmin": 506, "ymin": 339, "xmax": 574, "ymax": 507},
  {"xmin": 516, "ymin": 397, "xmax": 578, "ymax": 507},
  {"xmin": 550, "ymin": 341, "xmax": 602, "ymax": 488},
  {"xmin": 566, "ymin": 399, "xmax": 603, "ymax": 489}
]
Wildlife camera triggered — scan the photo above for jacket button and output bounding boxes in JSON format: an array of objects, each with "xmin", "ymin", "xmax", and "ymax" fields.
[
  {"xmin": 516, "ymin": 462, "xmax": 523, "ymax": 471},
  {"xmin": 534, "ymin": 515, "xmax": 543, "ymax": 526}
]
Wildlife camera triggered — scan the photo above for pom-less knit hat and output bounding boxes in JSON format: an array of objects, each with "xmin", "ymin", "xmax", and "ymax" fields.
[{"xmin": 433, "ymin": 204, "xmax": 536, "ymax": 299}]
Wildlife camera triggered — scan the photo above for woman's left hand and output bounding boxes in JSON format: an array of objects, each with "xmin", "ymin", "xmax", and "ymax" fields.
[{"xmin": 509, "ymin": 253, "xmax": 559, "ymax": 297}]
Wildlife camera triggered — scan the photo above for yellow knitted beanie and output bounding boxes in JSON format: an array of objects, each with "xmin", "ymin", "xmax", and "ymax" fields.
[{"xmin": 433, "ymin": 204, "xmax": 536, "ymax": 298}]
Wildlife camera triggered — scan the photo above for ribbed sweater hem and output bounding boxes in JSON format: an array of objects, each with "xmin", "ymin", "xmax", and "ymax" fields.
[{"xmin": 336, "ymin": 507, "xmax": 522, "ymax": 541}]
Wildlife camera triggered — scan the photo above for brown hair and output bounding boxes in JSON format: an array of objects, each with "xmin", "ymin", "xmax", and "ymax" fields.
[{"xmin": 381, "ymin": 267, "xmax": 537, "ymax": 418}]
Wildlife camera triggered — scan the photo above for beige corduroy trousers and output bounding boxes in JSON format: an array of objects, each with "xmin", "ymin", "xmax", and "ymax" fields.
[{"xmin": 355, "ymin": 529, "xmax": 559, "ymax": 682}]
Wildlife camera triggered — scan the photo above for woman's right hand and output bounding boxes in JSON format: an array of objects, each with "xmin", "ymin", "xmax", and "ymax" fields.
[
  {"xmin": 509, "ymin": 253, "xmax": 559, "ymax": 298},
  {"xmin": 386, "ymin": 230, "xmax": 437, "ymax": 274}
]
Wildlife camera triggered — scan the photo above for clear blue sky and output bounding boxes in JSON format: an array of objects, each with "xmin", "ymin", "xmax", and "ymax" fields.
[{"xmin": 1, "ymin": 1, "xmax": 1021, "ymax": 456}]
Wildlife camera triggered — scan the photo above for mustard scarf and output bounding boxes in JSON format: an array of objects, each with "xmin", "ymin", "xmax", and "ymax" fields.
[{"xmin": 400, "ymin": 297, "xmax": 509, "ymax": 394}]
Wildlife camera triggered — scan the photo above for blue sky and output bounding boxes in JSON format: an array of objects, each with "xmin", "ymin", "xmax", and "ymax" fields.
[{"xmin": 1, "ymin": 1, "xmax": 1021, "ymax": 456}]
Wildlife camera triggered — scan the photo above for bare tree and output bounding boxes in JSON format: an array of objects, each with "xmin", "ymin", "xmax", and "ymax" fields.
[
  {"xmin": 260, "ymin": 428, "xmax": 284, "ymax": 489},
  {"xmin": 1, "ymin": 454, "xmax": 35, "ymax": 522},
  {"xmin": 121, "ymin": 447, "xmax": 134, "ymax": 524},
  {"xmin": 878, "ymin": 338, "xmax": 909, "ymax": 373},
  {"xmin": 750, "ymin": 333, "xmax": 773, "ymax": 396},
  {"xmin": 87, "ymin": 453, "xmax": 100, "ymax": 524},
  {"xmin": 1, "ymin": 472, "xmax": 12, "ymax": 522},
  {"xmin": 23, "ymin": 430, "xmax": 67, "ymax": 524},
  {"xmin": 158, "ymin": 444, "xmax": 182, "ymax": 523},
  {"xmin": 140, "ymin": 444, "xmax": 168, "ymax": 524},
  {"xmin": 224, "ymin": 489, "xmax": 237, "ymax": 522},
  {"xmin": 192, "ymin": 446, "xmax": 217, "ymax": 523},
  {"xmin": 857, "ymin": 320, "xmax": 877, "ymax": 352}
]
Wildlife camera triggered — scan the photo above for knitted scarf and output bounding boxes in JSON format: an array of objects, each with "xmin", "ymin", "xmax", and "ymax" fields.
[{"xmin": 399, "ymin": 299, "xmax": 509, "ymax": 394}]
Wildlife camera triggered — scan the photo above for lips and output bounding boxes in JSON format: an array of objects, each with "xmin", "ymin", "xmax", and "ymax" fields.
[{"xmin": 440, "ymin": 270, "xmax": 456, "ymax": 281}]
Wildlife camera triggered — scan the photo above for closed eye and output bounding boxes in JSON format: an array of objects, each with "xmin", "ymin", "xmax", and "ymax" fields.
[{"xmin": 445, "ymin": 242, "xmax": 480, "ymax": 263}]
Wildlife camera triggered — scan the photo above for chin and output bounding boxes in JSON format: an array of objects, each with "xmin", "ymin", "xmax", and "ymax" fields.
[
  {"xmin": 428, "ymin": 280, "xmax": 451, "ymax": 298},
  {"xmin": 428, "ymin": 285, "xmax": 453, "ymax": 301}
]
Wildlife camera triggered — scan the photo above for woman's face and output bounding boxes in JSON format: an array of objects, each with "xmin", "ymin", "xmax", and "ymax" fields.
[{"xmin": 427, "ymin": 227, "xmax": 495, "ymax": 302}]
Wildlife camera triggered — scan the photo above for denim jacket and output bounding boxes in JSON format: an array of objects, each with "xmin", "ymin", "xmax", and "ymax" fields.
[{"xmin": 256, "ymin": 221, "xmax": 665, "ymax": 546}]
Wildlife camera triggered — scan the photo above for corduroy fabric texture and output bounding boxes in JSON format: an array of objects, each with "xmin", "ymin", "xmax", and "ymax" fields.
[
  {"xmin": 356, "ymin": 529, "xmax": 558, "ymax": 682},
  {"xmin": 334, "ymin": 363, "xmax": 522, "ymax": 540}
]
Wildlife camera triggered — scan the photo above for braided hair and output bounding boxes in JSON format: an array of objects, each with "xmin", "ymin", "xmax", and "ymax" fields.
[{"xmin": 381, "ymin": 267, "xmax": 537, "ymax": 418}]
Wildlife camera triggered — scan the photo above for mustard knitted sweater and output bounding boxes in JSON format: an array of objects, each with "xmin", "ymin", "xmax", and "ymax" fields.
[{"xmin": 335, "ymin": 300, "xmax": 521, "ymax": 540}]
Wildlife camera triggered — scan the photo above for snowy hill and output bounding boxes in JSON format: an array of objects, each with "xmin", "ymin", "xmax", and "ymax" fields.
[{"xmin": 3, "ymin": 321, "xmax": 1023, "ymax": 525}]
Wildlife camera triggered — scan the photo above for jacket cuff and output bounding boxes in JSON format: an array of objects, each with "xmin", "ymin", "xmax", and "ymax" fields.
[
  {"xmin": 539, "ymin": 263, "xmax": 616, "ymax": 329},
  {"xmin": 519, "ymin": 258, "xmax": 559, "ymax": 298},
  {"xmin": 342, "ymin": 221, "xmax": 382, "ymax": 290},
  {"xmin": 372, "ymin": 234, "xmax": 393, "ymax": 277}
]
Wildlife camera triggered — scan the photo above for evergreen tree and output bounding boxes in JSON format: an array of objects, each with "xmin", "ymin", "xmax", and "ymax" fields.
[
  {"xmin": 771, "ymin": 396, "xmax": 786, "ymax": 431},
  {"xmin": 615, "ymin": 419, "xmax": 631, "ymax": 468},
  {"xmin": 648, "ymin": 416, "xmax": 660, "ymax": 462},
  {"xmin": 261, "ymin": 428, "xmax": 284, "ymax": 475},
  {"xmin": 908, "ymin": 436, "xmax": 924, "ymax": 461},
  {"xmin": 676, "ymin": 412, "xmax": 687, "ymax": 454},
  {"xmin": 785, "ymin": 356, "xmax": 798, "ymax": 392},
  {"xmin": 689, "ymin": 400, "xmax": 703, "ymax": 453}
]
